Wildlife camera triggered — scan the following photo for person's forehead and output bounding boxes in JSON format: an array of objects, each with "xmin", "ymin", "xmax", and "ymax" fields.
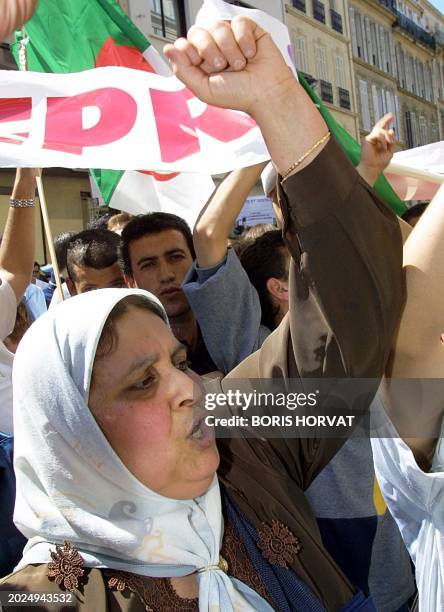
[
  {"xmin": 130, "ymin": 229, "xmax": 190, "ymax": 258},
  {"xmin": 98, "ymin": 309, "xmax": 179, "ymax": 370},
  {"xmin": 74, "ymin": 262, "xmax": 122, "ymax": 284}
]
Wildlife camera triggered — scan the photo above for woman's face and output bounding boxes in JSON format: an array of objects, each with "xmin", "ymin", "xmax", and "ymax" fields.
[{"xmin": 89, "ymin": 306, "xmax": 219, "ymax": 500}]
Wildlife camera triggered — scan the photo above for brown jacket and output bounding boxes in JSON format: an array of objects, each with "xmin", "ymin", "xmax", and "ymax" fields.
[
  {"xmin": 217, "ymin": 136, "xmax": 404, "ymax": 610},
  {"xmin": 0, "ymin": 139, "xmax": 404, "ymax": 611}
]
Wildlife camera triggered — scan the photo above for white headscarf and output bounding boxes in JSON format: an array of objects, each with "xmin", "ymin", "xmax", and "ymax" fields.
[{"xmin": 12, "ymin": 288, "xmax": 272, "ymax": 611}]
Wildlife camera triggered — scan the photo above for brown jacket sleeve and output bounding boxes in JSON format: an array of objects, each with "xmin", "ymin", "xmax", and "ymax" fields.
[
  {"xmin": 221, "ymin": 136, "xmax": 404, "ymax": 489},
  {"xmin": 216, "ymin": 137, "xmax": 404, "ymax": 610}
]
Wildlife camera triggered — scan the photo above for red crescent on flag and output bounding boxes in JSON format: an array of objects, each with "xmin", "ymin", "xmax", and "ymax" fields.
[
  {"xmin": 95, "ymin": 37, "xmax": 155, "ymax": 73},
  {"xmin": 137, "ymin": 170, "xmax": 180, "ymax": 181}
]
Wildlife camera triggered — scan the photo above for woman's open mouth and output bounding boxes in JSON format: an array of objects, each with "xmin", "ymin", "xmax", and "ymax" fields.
[{"xmin": 189, "ymin": 414, "xmax": 214, "ymax": 447}]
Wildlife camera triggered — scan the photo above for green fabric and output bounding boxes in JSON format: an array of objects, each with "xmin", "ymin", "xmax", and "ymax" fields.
[
  {"xmin": 11, "ymin": 0, "xmax": 151, "ymax": 205},
  {"xmin": 12, "ymin": 0, "xmax": 149, "ymax": 73},
  {"xmin": 91, "ymin": 169, "xmax": 125, "ymax": 204},
  {"xmin": 298, "ymin": 72, "xmax": 406, "ymax": 216}
]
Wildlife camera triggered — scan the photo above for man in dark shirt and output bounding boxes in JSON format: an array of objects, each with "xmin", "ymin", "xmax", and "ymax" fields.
[{"xmin": 120, "ymin": 214, "xmax": 216, "ymax": 375}]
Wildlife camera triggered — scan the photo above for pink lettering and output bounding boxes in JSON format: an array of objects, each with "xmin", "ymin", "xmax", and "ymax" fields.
[
  {"xmin": 150, "ymin": 88, "xmax": 256, "ymax": 163},
  {"xmin": 44, "ymin": 88, "xmax": 137, "ymax": 154}
]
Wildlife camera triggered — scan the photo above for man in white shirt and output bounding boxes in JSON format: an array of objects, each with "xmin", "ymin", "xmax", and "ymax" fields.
[{"xmin": 0, "ymin": 169, "xmax": 38, "ymax": 435}]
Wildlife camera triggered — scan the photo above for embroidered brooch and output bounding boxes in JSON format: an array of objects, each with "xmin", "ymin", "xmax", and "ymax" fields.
[
  {"xmin": 108, "ymin": 574, "xmax": 127, "ymax": 592},
  {"xmin": 257, "ymin": 520, "xmax": 302, "ymax": 568},
  {"xmin": 47, "ymin": 541, "xmax": 85, "ymax": 591}
]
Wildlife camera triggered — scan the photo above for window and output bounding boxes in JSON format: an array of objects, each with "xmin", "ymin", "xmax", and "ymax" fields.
[
  {"xmin": 355, "ymin": 13, "xmax": 364, "ymax": 59},
  {"xmin": 292, "ymin": 0, "xmax": 306, "ymax": 12},
  {"xmin": 315, "ymin": 45, "xmax": 328, "ymax": 81},
  {"xmin": 372, "ymin": 84, "xmax": 380, "ymax": 122},
  {"xmin": 418, "ymin": 115, "xmax": 427, "ymax": 145},
  {"xmin": 349, "ymin": 7, "xmax": 358, "ymax": 57},
  {"xmin": 150, "ymin": 0, "xmax": 186, "ymax": 41},
  {"xmin": 405, "ymin": 111, "xmax": 414, "ymax": 147},
  {"xmin": 320, "ymin": 80, "xmax": 334, "ymax": 103},
  {"xmin": 359, "ymin": 79, "xmax": 371, "ymax": 131},
  {"xmin": 370, "ymin": 23, "xmax": 379, "ymax": 67},
  {"xmin": 335, "ymin": 55, "xmax": 346, "ymax": 88},
  {"xmin": 313, "ymin": 0, "xmax": 326, "ymax": 23},
  {"xmin": 295, "ymin": 38, "xmax": 308, "ymax": 73}
]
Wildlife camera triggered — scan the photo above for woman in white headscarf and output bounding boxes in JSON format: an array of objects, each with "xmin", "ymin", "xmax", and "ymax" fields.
[{"xmin": 1, "ymin": 17, "xmax": 404, "ymax": 612}]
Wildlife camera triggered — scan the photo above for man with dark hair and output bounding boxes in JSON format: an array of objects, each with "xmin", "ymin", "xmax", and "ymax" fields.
[
  {"xmin": 45, "ymin": 232, "xmax": 76, "ymax": 307},
  {"xmin": 120, "ymin": 213, "xmax": 217, "ymax": 375},
  {"xmin": 240, "ymin": 230, "xmax": 289, "ymax": 330},
  {"xmin": 66, "ymin": 229, "xmax": 125, "ymax": 295}
]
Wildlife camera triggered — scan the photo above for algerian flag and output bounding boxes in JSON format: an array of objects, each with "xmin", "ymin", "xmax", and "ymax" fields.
[{"xmin": 12, "ymin": 0, "xmax": 215, "ymax": 227}]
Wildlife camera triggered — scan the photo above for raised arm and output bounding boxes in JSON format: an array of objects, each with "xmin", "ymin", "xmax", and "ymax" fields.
[
  {"xmin": 383, "ymin": 182, "xmax": 444, "ymax": 468},
  {"xmin": 193, "ymin": 162, "xmax": 267, "ymax": 268},
  {"xmin": 0, "ymin": 169, "xmax": 38, "ymax": 302},
  {"xmin": 357, "ymin": 113, "xmax": 412, "ymax": 243},
  {"xmin": 167, "ymin": 17, "xmax": 404, "ymax": 481},
  {"xmin": 183, "ymin": 167, "xmax": 271, "ymax": 371}
]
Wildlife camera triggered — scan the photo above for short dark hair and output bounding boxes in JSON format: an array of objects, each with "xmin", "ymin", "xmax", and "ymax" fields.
[
  {"xmin": 54, "ymin": 232, "xmax": 76, "ymax": 271},
  {"xmin": 67, "ymin": 229, "xmax": 121, "ymax": 282},
  {"xmin": 87, "ymin": 212, "xmax": 114, "ymax": 231},
  {"xmin": 120, "ymin": 213, "xmax": 195, "ymax": 277},
  {"xmin": 401, "ymin": 202, "xmax": 428, "ymax": 225},
  {"xmin": 240, "ymin": 230, "xmax": 288, "ymax": 330}
]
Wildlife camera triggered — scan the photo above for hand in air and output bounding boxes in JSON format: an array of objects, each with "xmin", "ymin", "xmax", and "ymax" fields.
[
  {"xmin": 164, "ymin": 16, "xmax": 294, "ymax": 116},
  {"xmin": 360, "ymin": 113, "xmax": 396, "ymax": 176}
]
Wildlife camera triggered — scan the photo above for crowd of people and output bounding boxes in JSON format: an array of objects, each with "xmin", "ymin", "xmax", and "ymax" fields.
[{"xmin": 0, "ymin": 4, "xmax": 443, "ymax": 611}]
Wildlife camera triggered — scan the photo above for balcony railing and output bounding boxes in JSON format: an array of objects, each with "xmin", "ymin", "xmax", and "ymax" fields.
[
  {"xmin": 299, "ymin": 72, "xmax": 317, "ymax": 86},
  {"xmin": 435, "ymin": 29, "xmax": 444, "ymax": 47},
  {"xmin": 320, "ymin": 79, "xmax": 333, "ymax": 104},
  {"xmin": 312, "ymin": 0, "xmax": 326, "ymax": 24},
  {"xmin": 292, "ymin": 0, "xmax": 306, "ymax": 12},
  {"xmin": 338, "ymin": 87, "xmax": 351, "ymax": 109},
  {"xmin": 378, "ymin": 0, "xmax": 396, "ymax": 12},
  {"xmin": 330, "ymin": 9, "xmax": 343, "ymax": 34},
  {"xmin": 393, "ymin": 10, "xmax": 436, "ymax": 50}
]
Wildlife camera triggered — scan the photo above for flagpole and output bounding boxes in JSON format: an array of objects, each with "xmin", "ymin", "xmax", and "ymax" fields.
[
  {"xmin": 385, "ymin": 162, "xmax": 444, "ymax": 185},
  {"xmin": 19, "ymin": 29, "xmax": 65, "ymax": 302}
]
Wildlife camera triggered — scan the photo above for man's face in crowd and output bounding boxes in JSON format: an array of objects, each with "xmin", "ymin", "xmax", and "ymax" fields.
[
  {"xmin": 32, "ymin": 264, "xmax": 40, "ymax": 282},
  {"xmin": 126, "ymin": 230, "xmax": 193, "ymax": 318},
  {"xmin": 67, "ymin": 262, "xmax": 125, "ymax": 295}
]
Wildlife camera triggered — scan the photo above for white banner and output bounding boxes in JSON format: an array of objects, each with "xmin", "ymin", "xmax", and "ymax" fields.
[
  {"xmin": 0, "ymin": 66, "xmax": 268, "ymax": 172},
  {"xmin": 0, "ymin": 0, "xmax": 298, "ymax": 175}
]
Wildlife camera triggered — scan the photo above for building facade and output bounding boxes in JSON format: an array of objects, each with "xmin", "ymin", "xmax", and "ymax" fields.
[
  {"xmin": 349, "ymin": 0, "xmax": 444, "ymax": 146},
  {"xmin": 284, "ymin": 0, "xmax": 360, "ymax": 139}
]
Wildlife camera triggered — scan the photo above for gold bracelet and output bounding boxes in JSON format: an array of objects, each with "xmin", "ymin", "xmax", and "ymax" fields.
[{"xmin": 281, "ymin": 132, "xmax": 331, "ymax": 180}]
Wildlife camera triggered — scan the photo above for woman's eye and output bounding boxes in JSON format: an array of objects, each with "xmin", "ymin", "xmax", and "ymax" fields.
[
  {"xmin": 133, "ymin": 375, "xmax": 156, "ymax": 390},
  {"xmin": 176, "ymin": 360, "xmax": 191, "ymax": 372}
]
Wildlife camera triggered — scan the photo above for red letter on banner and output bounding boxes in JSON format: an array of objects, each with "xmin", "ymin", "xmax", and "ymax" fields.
[
  {"xmin": 0, "ymin": 97, "xmax": 32, "ymax": 145},
  {"xmin": 149, "ymin": 88, "xmax": 256, "ymax": 163},
  {"xmin": 44, "ymin": 88, "xmax": 137, "ymax": 154}
]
